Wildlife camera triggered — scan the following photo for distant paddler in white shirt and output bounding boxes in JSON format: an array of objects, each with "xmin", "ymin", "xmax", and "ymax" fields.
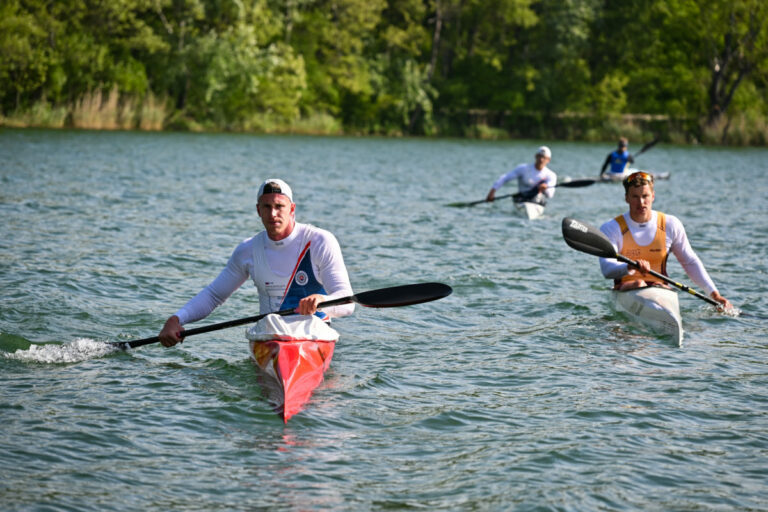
[
  {"xmin": 158, "ymin": 178, "xmax": 355, "ymax": 347},
  {"xmin": 598, "ymin": 171, "xmax": 731, "ymax": 308},
  {"xmin": 486, "ymin": 146, "xmax": 557, "ymax": 204}
]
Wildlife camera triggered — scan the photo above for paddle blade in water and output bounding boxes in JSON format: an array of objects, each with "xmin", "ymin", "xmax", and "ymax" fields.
[
  {"xmin": 561, "ymin": 217, "xmax": 618, "ymax": 258},
  {"xmin": 353, "ymin": 282, "xmax": 453, "ymax": 308}
]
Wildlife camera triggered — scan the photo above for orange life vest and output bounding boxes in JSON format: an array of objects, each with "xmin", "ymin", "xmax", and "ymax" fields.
[{"xmin": 614, "ymin": 212, "xmax": 669, "ymax": 288}]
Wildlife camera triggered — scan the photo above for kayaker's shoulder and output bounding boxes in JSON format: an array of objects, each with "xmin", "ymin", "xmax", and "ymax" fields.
[
  {"xmin": 300, "ymin": 223, "xmax": 342, "ymax": 244},
  {"xmin": 599, "ymin": 216, "xmax": 621, "ymax": 232},
  {"xmin": 232, "ymin": 233, "xmax": 262, "ymax": 254}
]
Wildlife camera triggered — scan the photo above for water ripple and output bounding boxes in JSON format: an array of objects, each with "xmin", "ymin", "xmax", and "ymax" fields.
[{"xmin": 2, "ymin": 131, "xmax": 768, "ymax": 510}]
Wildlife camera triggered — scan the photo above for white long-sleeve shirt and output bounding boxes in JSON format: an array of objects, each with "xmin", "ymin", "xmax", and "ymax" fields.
[
  {"xmin": 175, "ymin": 222, "xmax": 354, "ymax": 325},
  {"xmin": 599, "ymin": 211, "xmax": 718, "ymax": 295},
  {"xmin": 492, "ymin": 163, "xmax": 557, "ymax": 198}
]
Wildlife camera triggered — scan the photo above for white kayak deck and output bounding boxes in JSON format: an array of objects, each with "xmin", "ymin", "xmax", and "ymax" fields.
[
  {"xmin": 611, "ymin": 286, "xmax": 684, "ymax": 346},
  {"xmin": 514, "ymin": 200, "xmax": 545, "ymax": 219},
  {"xmin": 513, "ymin": 192, "xmax": 546, "ymax": 219}
]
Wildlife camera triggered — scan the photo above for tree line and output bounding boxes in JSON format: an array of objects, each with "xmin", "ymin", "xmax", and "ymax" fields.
[{"xmin": 1, "ymin": 0, "xmax": 767, "ymax": 144}]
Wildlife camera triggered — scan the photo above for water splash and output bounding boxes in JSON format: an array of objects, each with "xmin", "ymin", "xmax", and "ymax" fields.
[{"xmin": 3, "ymin": 338, "xmax": 119, "ymax": 364}]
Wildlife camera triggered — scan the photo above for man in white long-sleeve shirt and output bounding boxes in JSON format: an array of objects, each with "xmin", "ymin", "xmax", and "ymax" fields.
[
  {"xmin": 486, "ymin": 146, "xmax": 557, "ymax": 204},
  {"xmin": 599, "ymin": 171, "xmax": 730, "ymax": 309},
  {"xmin": 158, "ymin": 179, "xmax": 354, "ymax": 347}
]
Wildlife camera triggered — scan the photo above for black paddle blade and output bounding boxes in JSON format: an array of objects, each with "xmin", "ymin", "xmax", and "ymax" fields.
[
  {"xmin": 637, "ymin": 137, "xmax": 660, "ymax": 156},
  {"xmin": 561, "ymin": 217, "xmax": 618, "ymax": 258},
  {"xmin": 446, "ymin": 193, "xmax": 517, "ymax": 208},
  {"xmin": 354, "ymin": 282, "xmax": 453, "ymax": 308},
  {"xmin": 446, "ymin": 200, "xmax": 484, "ymax": 207},
  {"xmin": 557, "ymin": 179, "xmax": 597, "ymax": 188}
]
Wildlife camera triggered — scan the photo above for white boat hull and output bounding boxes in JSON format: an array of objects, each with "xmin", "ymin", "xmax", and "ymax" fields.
[
  {"xmin": 513, "ymin": 192, "xmax": 546, "ymax": 219},
  {"xmin": 600, "ymin": 168, "xmax": 671, "ymax": 182},
  {"xmin": 612, "ymin": 286, "xmax": 683, "ymax": 346},
  {"xmin": 514, "ymin": 201, "xmax": 545, "ymax": 219}
]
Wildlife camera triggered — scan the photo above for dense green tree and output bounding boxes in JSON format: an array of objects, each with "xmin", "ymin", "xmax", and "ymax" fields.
[
  {"xmin": 589, "ymin": 0, "xmax": 768, "ymax": 126},
  {"xmin": 50, "ymin": 0, "xmax": 165, "ymax": 99},
  {"xmin": 1, "ymin": 0, "xmax": 767, "ymax": 142},
  {"xmin": 0, "ymin": 1, "xmax": 49, "ymax": 110},
  {"xmin": 428, "ymin": 0, "xmax": 538, "ymax": 112},
  {"xmin": 513, "ymin": 0, "xmax": 599, "ymax": 114},
  {"xmin": 694, "ymin": 1, "xmax": 768, "ymax": 127},
  {"xmin": 288, "ymin": 0, "xmax": 385, "ymax": 123},
  {"xmin": 372, "ymin": 0, "xmax": 433, "ymax": 133}
]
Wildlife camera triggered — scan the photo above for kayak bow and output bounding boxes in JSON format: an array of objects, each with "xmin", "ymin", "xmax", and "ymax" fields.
[{"xmin": 247, "ymin": 314, "xmax": 339, "ymax": 422}]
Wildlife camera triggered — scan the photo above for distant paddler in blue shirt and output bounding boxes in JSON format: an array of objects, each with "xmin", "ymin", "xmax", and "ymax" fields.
[
  {"xmin": 600, "ymin": 137, "xmax": 635, "ymax": 179},
  {"xmin": 158, "ymin": 178, "xmax": 355, "ymax": 347},
  {"xmin": 486, "ymin": 146, "xmax": 557, "ymax": 204}
]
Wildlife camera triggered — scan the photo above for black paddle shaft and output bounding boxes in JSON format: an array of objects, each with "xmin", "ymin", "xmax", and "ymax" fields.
[
  {"xmin": 561, "ymin": 217, "xmax": 720, "ymax": 307},
  {"xmin": 635, "ymin": 137, "xmax": 660, "ymax": 158},
  {"xmin": 448, "ymin": 179, "xmax": 596, "ymax": 208},
  {"xmin": 112, "ymin": 282, "xmax": 453, "ymax": 350}
]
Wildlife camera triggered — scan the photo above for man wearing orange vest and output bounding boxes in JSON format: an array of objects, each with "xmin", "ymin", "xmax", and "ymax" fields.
[{"xmin": 598, "ymin": 171, "xmax": 731, "ymax": 308}]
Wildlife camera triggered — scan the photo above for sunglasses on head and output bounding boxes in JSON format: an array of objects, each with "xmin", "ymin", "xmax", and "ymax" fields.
[{"xmin": 623, "ymin": 171, "xmax": 654, "ymax": 187}]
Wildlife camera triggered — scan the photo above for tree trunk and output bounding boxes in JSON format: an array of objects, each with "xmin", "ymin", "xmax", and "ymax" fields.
[{"xmin": 427, "ymin": 0, "xmax": 443, "ymax": 82}]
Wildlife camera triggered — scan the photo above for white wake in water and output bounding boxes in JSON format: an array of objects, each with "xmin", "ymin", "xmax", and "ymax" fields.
[{"xmin": 3, "ymin": 338, "xmax": 119, "ymax": 363}]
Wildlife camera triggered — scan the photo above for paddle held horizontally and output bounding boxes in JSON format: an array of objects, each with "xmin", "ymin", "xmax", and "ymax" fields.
[
  {"xmin": 447, "ymin": 179, "xmax": 597, "ymax": 208},
  {"xmin": 112, "ymin": 282, "xmax": 453, "ymax": 350}
]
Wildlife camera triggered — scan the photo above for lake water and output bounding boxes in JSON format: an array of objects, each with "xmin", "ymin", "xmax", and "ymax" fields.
[{"xmin": 1, "ymin": 128, "xmax": 767, "ymax": 511}]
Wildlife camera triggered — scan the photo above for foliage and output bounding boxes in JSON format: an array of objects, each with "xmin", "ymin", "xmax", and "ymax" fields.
[{"xmin": 0, "ymin": 0, "xmax": 767, "ymax": 144}]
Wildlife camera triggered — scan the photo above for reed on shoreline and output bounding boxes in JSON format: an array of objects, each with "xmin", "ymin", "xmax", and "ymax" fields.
[
  {"xmin": 2, "ymin": 86, "xmax": 166, "ymax": 132},
  {"xmin": 2, "ymin": 93, "xmax": 766, "ymax": 147}
]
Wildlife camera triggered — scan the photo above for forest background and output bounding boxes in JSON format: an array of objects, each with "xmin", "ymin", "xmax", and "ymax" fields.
[{"xmin": 2, "ymin": 0, "xmax": 767, "ymax": 145}]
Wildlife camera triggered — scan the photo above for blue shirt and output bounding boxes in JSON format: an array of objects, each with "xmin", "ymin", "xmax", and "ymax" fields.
[{"xmin": 607, "ymin": 150, "xmax": 632, "ymax": 174}]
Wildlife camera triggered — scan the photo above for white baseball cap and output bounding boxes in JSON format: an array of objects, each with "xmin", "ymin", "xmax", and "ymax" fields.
[
  {"xmin": 536, "ymin": 146, "xmax": 552, "ymax": 159},
  {"xmin": 257, "ymin": 178, "xmax": 293, "ymax": 203}
]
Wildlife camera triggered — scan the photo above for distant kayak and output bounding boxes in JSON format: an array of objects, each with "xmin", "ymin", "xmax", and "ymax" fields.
[
  {"xmin": 514, "ymin": 201, "xmax": 545, "ymax": 220},
  {"xmin": 513, "ymin": 193, "xmax": 546, "ymax": 220},
  {"xmin": 599, "ymin": 168, "xmax": 671, "ymax": 183}
]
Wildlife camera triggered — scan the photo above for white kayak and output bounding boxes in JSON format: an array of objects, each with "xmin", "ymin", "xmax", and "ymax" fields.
[
  {"xmin": 514, "ymin": 193, "xmax": 546, "ymax": 219},
  {"xmin": 611, "ymin": 286, "xmax": 683, "ymax": 346},
  {"xmin": 514, "ymin": 201, "xmax": 545, "ymax": 219},
  {"xmin": 600, "ymin": 168, "xmax": 671, "ymax": 183}
]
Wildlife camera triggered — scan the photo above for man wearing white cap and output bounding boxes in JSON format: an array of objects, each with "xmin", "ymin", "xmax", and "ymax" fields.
[
  {"xmin": 158, "ymin": 178, "xmax": 354, "ymax": 347},
  {"xmin": 485, "ymin": 146, "xmax": 557, "ymax": 204}
]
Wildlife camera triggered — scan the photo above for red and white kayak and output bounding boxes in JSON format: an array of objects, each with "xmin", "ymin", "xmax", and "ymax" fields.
[{"xmin": 247, "ymin": 314, "xmax": 339, "ymax": 422}]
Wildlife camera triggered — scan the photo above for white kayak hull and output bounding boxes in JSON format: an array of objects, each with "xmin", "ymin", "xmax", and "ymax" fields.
[
  {"xmin": 612, "ymin": 286, "xmax": 683, "ymax": 346},
  {"xmin": 513, "ymin": 192, "xmax": 546, "ymax": 219},
  {"xmin": 514, "ymin": 201, "xmax": 545, "ymax": 219},
  {"xmin": 600, "ymin": 168, "xmax": 671, "ymax": 182}
]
